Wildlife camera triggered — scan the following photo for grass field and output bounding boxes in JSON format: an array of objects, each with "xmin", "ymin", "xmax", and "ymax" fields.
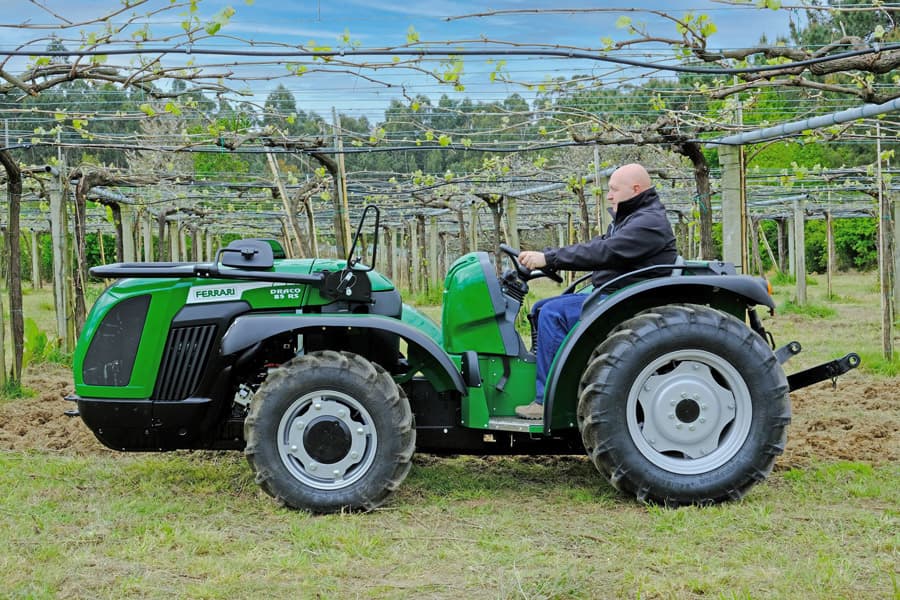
[{"xmin": 0, "ymin": 270, "xmax": 897, "ymax": 599}]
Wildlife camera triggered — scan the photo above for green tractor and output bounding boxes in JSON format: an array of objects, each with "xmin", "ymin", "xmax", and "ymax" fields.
[{"xmin": 69, "ymin": 206, "xmax": 858, "ymax": 512}]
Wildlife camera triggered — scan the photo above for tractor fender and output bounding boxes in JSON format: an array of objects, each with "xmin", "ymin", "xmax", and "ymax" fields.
[
  {"xmin": 220, "ymin": 313, "xmax": 466, "ymax": 394},
  {"xmin": 543, "ymin": 275, "xmax": 774, "ymax": 434}
]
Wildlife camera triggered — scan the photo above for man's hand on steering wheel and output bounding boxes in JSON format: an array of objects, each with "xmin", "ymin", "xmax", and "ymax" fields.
[
  {"xmin": 518, "ymin": 250, "xmax": 546, "ymax": 270},
  {"xmin": 498, "ymin": 244, "xmax": 563, "ymax": 283}
]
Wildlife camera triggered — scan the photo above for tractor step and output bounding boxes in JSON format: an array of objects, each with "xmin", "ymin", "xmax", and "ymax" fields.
[{"xmin": 487, "ymin": 416, "xmax": 544, "ymax": 434}]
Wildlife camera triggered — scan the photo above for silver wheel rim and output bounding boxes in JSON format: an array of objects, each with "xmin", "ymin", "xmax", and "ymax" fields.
[
  {"xmin": 626, "ymin": 349, "xmax": 752, "ymax": 475},
  {"xmin": 277, "ymin": 390, "xmax": 378, "ymax": 490}
]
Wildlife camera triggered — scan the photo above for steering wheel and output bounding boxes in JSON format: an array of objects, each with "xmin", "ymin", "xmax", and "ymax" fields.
[{"xmin": 499, "ymin": 244, "xmax": 564, "ymax": 283}]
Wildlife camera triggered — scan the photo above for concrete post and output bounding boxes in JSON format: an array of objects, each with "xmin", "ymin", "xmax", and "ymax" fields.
[{"xmin": 30, "ymin": 229, "xmax": 41, "ymax": 289}]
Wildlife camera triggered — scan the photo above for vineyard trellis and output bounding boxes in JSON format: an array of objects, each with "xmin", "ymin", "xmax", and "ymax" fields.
[{"xmin": 0, "ymin": 0, "xmax": 897, "ymax": 384}]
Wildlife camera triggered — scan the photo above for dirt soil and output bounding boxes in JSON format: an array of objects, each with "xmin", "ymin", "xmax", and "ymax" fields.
[{"xmin": 1, "ymin": 365, "xmax": 897, "ymax": 467}]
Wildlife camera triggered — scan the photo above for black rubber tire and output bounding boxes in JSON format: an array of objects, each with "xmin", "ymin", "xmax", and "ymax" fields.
[
  {"xmin": 577, "ymin": 304, "xmax": 790, "ymax": 506},
  {"xmin": 244, "ymin": 350, "xmax": 415, "ymax": 513}
]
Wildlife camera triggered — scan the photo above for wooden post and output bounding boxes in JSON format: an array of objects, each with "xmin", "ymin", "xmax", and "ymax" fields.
[
  {"xmin": 776, "ymin": 218, "xmax": 787, "ymax": 273},
  {"xmin": 179, "ymin": 224, "xmax": 188, "ymax": 262},
  {"xmin": 876, "ymin": 122, "xmax": 893, "ymax": 359},
  {"xmin": 787, "ymin": 217, "xmax": 796, "ymax": 277},
  {"xmin": 428, "ymin": 215, "xmax": 439, "ymax": 291},
  {"xmin": 893, "ymin": 194, "xmax": 900, "ymax": 325},
  {"xmin": 196, "ymin": 228, "xmax": 205, "ymax": 261},
  {"xmin": 383, "ymin": 226, "xmax": 394, "ymax": 281},
  {"xmin": 266, "ymin": 152, "xmax": 303, "ymax": 257},
  {"xmin": 394, "ymin": 227, "xmax": 405, "ymax": 290},
  {"xmin": 686, "ymin": 221, "xmax": 696, "ymax": 259},
  {"xmin": 168, "ymin": 222, "xmax": 179, "ymax": 262},
  {"xmin": 506, "ymin": 196, "xmax": 519, "ymax": 249},
  {"xmin": 120, "ymin": 204, "xmax": 136, "ymax": 262},
  {"xmin": 30, "ymin": 229, "xmax": 41, "ymax": 289},
  {"xmin": 206, "ymin": 229, "xmax": 214, "ymax": 261},
  {"xmin": 792, "ymin": 198, "xmax": 806, "ymax": 305},
  {"xmin": 50, "ymin": 165, "xmax": 73, "ymax": 349},
  {"xmin": 675, "ymin": 214, "xmax": 688, "ymax": 258},
  {"xmin": 593, "ymin": 146, "xmax": 609, "ymax": 236},
  {"xmin": 332, "ymin": 108, "xmax": 352, "ymax": 257},
  {"xmin": 98, "ymin": 229, "xmax": 106, "ymax": 265},
  {"xmin": 469, "ymin": 203, "xmax": 479, "ymax": 252},
  {"xmin": 409, "ymin": 219, "xmax": 420, "ymax": 294},
  {"xmin": 748, "ymin": 216, "xmax": 761, "ymax": 275},
  {"xmin": 439, "ymin": 231, "xmax": 449, "ymax": 280},
  {"xmin": 758, "ymin": 220, "xmax": 779, "ymax": 274},
  {"xmin": 826, "ymin": 210, "xmax": 835, "ymax": 299},
  {"xmin": 142, "ymin": 211, "xmax": 153, "ymax": 261}
]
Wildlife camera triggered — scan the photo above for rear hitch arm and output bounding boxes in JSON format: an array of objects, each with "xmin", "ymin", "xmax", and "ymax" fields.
[{"xmin": 787, "ymin": 352, "xmax": 861, "ymax": 392}]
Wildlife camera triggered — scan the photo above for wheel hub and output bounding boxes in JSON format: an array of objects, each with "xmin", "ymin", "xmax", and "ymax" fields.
[
  {"xmin": 302, "ymin": 416, "xmax": 352, "ymax": 464},
  {"xmin": 638, "ymin": 361, "xmax": 735, "ymax": 459},
  {"xmin": 278, "ymin": 395, "xmax": 376, "ymax": 489}
]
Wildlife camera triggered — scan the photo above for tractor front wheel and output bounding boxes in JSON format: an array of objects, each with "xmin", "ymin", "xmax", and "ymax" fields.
[
  {"xmin": 244, "ymin": 350, "xmax": 414, "ymax": 513},
  {"xmin": 577, "ymin": 304, "xmax": 790, "ymax": 505}
]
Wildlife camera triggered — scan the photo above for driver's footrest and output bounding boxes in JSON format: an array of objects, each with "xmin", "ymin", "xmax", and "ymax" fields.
[{"xmin": 488, "ymin": 416, "xmax": 544, "ymax": 433}]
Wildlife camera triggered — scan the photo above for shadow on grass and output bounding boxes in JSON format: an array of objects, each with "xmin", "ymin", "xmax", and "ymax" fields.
[
  {"xmin": 93, "ymin": 450, "xmax": 617, "ymax": 511},
  {"xmin": 403, "ymin": 454, "xmax": 616, "ymax": 504}
]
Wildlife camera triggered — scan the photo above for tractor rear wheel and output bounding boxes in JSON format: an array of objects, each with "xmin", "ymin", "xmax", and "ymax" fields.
[
  {"xmin": 577, "ymin": 304, "xmax": 790, "ymax": 505},
  {"xmin": 244, "ymin": 350, "xmax": 414, "ymax": 513}
]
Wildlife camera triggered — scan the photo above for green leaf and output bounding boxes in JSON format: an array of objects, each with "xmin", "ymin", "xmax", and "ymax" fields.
[
  {"xmin": 406, "ymin": 25, "xmax": 420, "ymax": 44},
  {"xmin": 205, "ymin": 22, "xmax": 221, "ymax": 35},
  {"xmin": 438, "ymin": 134, "xmax": 451, "ymax": 147},
  {"xmin": 615, "ymin": 16, "xmax": 632, "ymax": 29},
  {"xmin": 424, "ymin": 130, "xmax": 434, "ymax": 141},
  {"xmin": 139, "ymin": 103, "xmax": 156, "ymax": 117},
  {"xmin": 701, "ymin": 22, "xmax": 717, "ymax": 36}
]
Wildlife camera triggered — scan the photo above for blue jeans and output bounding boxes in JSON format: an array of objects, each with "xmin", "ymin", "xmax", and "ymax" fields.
[{"xmin": 532, "ymin": 293, "xmax": 588, "ymax": 404}]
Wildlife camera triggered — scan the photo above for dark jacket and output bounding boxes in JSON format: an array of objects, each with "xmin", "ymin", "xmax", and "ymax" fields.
[{"xmin": 543, "ymin": 187, "xmax": 677, "ymax": 291}]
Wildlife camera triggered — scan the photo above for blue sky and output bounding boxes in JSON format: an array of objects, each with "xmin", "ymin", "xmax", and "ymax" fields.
[{"xmin": 2, "ymin": 1, "xmax": 799, "ymax": 120}]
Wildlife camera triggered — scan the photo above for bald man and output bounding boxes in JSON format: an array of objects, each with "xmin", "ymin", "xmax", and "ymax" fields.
[{"xmin": 515, "ymin": 163, "xmax": 677, "ymax": 419}]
